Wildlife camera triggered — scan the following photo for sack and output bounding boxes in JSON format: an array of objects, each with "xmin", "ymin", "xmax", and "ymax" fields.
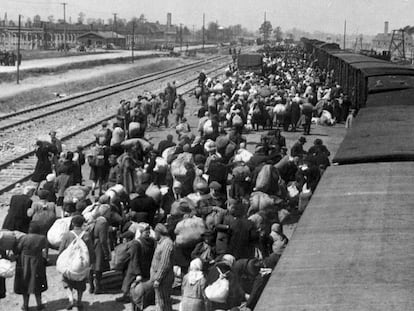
[
  {"xmin": 121, "ymin": 138, "xmax": 152, "ymax": 151},
  {"xmin": 249, "ymin": 191, "xmax": 275, "ymax": 216},
  {"xmin": 205, "ymin": 267, "xmax": 230, "ymax": 303},
  {"xmin": 130, "ymin": 279, "xmax": 155, "ymax": 308},
  {"xmin": 162, "ymin": 146, "xmax": 176, "ymax": 162},
  {"xmin": 101, "ymin": 270, "xmax": 123, "ymax": 290},
  {"xmin": 153, "ymin": 157, "xmax": 168, "ymax": 174},
  {"xmin": 174, "ymin": 217, "xmax": 206, "ymax": 246},
  {"xmin": 232, "ymin": 114, "xmax": 243, "ymax": 126},
  {"xmin": 234, "ymin": 149, "xmax": 253, "ymax": 163},
  {"xmin": 63, "ymin": 186, "xmax": 89, "ymax": 204},
  {"xmin": 171, "ymin": 153, "xmax": 194, "ymax": 178},
  {"xmin": 203, "ymin": 120, "xmax": 214, "ymax": 135},
  {"xmin": 145, "ymin": 183, "xmax": 162, "ymax": 203},
  {"xmin": 255, "ymin": 165, "xmax": 280, "ymax": 195},
  {"xmin": 111, "ymin": 243, "xmax": 130, "ymax": 271},
  {"xmin": 111, "ymin": 127, "xmax": 125, "ymax": 146},
  {"xmin": 47, "ymin": 217, "xmax": 73, "ymax": 249},
  {"xmin": 93, "ymin": 145, "xmax": 106, "ymax": 167},
  {"xmin": 129, "ymin": 122, "xmax": 142, "ymax": 138},
  {"xmin": 0, "ymin": 258, "xmax": 15, "ymax": 278},
  {"xmin": 273, "ymin": 103, "xmax": 286, "ymax": 114},
  {"xmin": 0, "ymin": 230, "xmax": 17, "ymax": 250},
  {"xmin": 56, "ymin": 231, "xmax": 90, "ymax": 281}
]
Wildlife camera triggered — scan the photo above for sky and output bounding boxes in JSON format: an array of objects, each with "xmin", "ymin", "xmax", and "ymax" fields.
[{"xmin": 1, "ymin": 0, "xmax": 414, "ymax": 35}]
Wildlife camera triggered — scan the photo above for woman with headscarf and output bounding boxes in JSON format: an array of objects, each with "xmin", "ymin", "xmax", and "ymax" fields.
[
  {"xmin": 180, "ymin": 258, "xmax": 208, "ymax": 311},
  {"xmin": 14, "ymin": 221, "xmax": 48, "ymax": 311},
  {"xmin": 205, "ymin": 254, "xmax": 245, "ymax": 310},
  {"xmin": 27, "ymin": 189, "xmax": 56, "ymax": 261}
]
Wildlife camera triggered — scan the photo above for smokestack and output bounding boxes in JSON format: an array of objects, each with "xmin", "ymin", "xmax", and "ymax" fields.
[
  {"xmin": 167, "ymin": 13, "xmax": 172, "ymax": 28},
  {"xmin": 384, "ymin": 21, "xmax": 389, "ymax": 35}
]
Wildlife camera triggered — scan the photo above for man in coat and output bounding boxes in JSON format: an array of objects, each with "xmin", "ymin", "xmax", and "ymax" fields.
[{"xmin": 150, "ymin": 224, "xmax": 174, "ymax": 311}]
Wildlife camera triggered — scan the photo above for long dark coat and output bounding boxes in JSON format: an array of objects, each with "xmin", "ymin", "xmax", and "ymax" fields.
[
  {"xmin": 32, "ymin": 146, "xmax": 52, "ymax": 182},
  {"xmin": 14, "ymin": 234, "xmax": 48, "ymax": 294},
  {"xmin": 91, "ymin": 217, "xmax": 110, "ymax": 272},
  {"xmin": 121, "ymin": 237, "xmax": 155, "ymax": 293},
  {"xmin": 2, "ymin": 194, "xmax": 32, "ymax": 233}
]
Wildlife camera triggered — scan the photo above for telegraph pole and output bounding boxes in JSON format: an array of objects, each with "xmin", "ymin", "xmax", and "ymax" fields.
[
  {"xmin": 180, "ymin": 23, "xmax": 183, "ymax": 51},
  {"xmin": 343, "ymin": 20, "xmax": 346, "ymax": 50},
  {"xmin": 202, "ymin": 13, "xmax": 205, "ymax": 51},
  {"xmin": 17, "ymin": 14, "xmax": 21, "ymax": 84},
  {"xmin": 131, "ymin": 22, "xmax": 135, "ymax": 63},
  {"xmin": 112, "ymin": 13, "xmax": 117, "ymax": 41},
  {"xmin": 61, "ymin": 2, "xmax": 67, "ymax": 54}
]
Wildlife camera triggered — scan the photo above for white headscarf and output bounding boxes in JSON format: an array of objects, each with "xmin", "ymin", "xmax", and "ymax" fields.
[{"xmin": 187, "ymin": 258, "xmax": 204, "ymax": 285}]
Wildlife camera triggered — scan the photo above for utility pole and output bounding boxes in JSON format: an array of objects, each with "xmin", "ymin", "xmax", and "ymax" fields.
[
  {"xmin": 180, "ymin": 23, "xmax": 183, "ymax": 51},
  {"xmin": 343, "ymin": 20, "xmax": 346, "ymax": 50},
  {"xmin": 202, "ymin": 13, "xmax": 205, "ymax": 51},
  {"xmin": 192, "ymin": 25, "xmax": 195, "ymax": 43},
  {"xmin": 131, "ymin": 22, "xmax": 135, "ymax": 63},
  {"xmin": 17, "ymin": 14, "xmax": 21, "ymax": 84},
  {"xmin": 61, "ymin": 2, "xmax": 67, "ymax": 54},
  {"xmin": 112, "ymin": 13, "xmax": 117, "ymax": 44}
]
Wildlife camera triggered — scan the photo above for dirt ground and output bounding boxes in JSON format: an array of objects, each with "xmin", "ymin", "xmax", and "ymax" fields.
[{"xmin": 0, "ymin": 58, "xmax": 347, "ymax": 311}]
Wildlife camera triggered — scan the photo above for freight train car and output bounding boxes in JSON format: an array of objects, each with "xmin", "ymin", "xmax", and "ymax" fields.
[{"xmin": 255, "ymin": 42, "xmax": 414, "ymax": 311}]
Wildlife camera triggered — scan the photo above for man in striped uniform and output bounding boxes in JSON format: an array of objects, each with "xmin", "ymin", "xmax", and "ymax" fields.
[{"xmin": 150, "ymin": 223, "xmax": 175, "ymax": 311}]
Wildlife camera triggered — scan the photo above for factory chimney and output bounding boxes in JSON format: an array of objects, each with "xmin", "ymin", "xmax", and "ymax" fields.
[
  {"xmin": 167, "ymin": 13, "xmax": 172, "ymax": 28},
  {"xmin": 384, "ymin": 21, "xmax": 389, "ymax": 35}
]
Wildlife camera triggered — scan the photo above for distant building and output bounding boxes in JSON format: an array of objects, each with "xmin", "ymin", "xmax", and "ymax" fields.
[
  {"xmin": 0, "ymin": 25, "xmax": 43, "ymax": 50},
  {"xmin": 371, "ymin": 21, "xmax": 413, "ymax": 55},
  {"xmin": 77, "ymin": 31, "xmax": 125, "ymax": 48},
  {"xmin": 0, "ymin": 12, "xmax": 179, "ymax": 51}
]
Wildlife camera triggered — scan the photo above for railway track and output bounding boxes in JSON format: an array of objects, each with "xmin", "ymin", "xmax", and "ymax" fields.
[
  {"xmin": 0, "ymin": 55, "xmax": 227, "ymax": 132},
  {"xmin": 0, "ymin": 62, "xmax": 230, "ymax": 195}
]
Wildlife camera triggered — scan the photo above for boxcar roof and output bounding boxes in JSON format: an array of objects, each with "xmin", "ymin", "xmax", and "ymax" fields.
[
  {"xmin": 333, "ymin": 106, "xmax": 414, "ymax": 164},
  {"xmin": 255, "ymin": 163, "xmax": 414, "ymax": 311}
]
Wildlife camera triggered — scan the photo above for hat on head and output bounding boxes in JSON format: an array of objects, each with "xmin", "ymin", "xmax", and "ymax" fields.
[
  {"xmin": 120, "ymin": 231, "xmax": 135, "ymax": 240},
  {"xmin": 209, "ymin": 181, "xmax": 221, "ymax": 190},
  {"xmin": 271, "ymin": 223, "xmax": 283, "ymax": 235},
  {"xmin": 37, "ymin": 189, "xmax": 50, "ymax": 200},
  {"xmin": 101, "ymin": 121, "xmax": 108, "ymax": 127},
  {"xmin": 221, "ymin": 254, "xmax": 236, "ymax": 267},
  {"xmin": 154, "ymin": 223, "xmax": 169, "ymax": 236},
  {"xmin": 299, "ymin": 136, "xmax": 307, "ymax": 143},
  {"xmin": 173, "ymin": 180, "xmax": 183, "ymax": 189}
]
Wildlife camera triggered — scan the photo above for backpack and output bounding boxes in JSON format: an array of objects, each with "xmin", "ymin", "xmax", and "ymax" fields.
[
  {"xmin": 56, "ymin": 231, "xmax": 90, "ymax": 281},
  {"xmin": 205, "ymin": 267, "xmax": 230, "ymax": 303},
  {"xmin": 111, "ymin": 242, "xmax": 131, "ymax": 271},
  {"xmin": 93, "ymin": 145, "xmax": 106, "ymax": 167}
]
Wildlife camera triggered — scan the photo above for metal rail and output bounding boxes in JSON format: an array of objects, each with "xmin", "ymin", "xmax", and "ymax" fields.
[
  {"xmin": 0, "ymin": 55, "xmax": 228, "ymax": 132},
  {"xmin": 0, "ymin": 63, "xmax": 230, "ymax": 195}
]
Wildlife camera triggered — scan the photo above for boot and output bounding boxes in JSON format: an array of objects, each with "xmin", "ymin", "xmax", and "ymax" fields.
[
  {"xmin": 88, "ymin": 270, "xmax": 95, "ymax": 294},
  {"xmin": 94, "ymin": 271, "xmax": 103, "ymax": 294}
]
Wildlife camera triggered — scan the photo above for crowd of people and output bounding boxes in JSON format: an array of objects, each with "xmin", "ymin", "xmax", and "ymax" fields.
[
  {"xmin": 0, "ymin": 44, "xmax": 346, "ymax": 311},
  {"xmin": 0, "ymin": 51, "xmax": 22, "ymax": 66}
]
